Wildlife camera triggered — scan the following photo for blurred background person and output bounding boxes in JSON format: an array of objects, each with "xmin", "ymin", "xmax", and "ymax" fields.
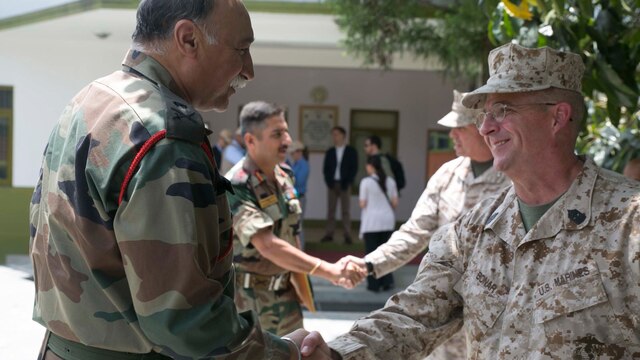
[
  {"xmin": 221, "ymin": 127, "xmax": 246, "ymax": 174},
  {"xmin": 322, "ymin": 126, "xmax": 358, "ymax": 244},
  {"xmin": 359, "ymin": 155, "xmax": 398, "ymax": 292},
  {"xmin": 288, "ymin": 140, "xmax": 310, "ymax": 249},
  {"xmin": 212, "ymin": 128, "xmax": 232, "ymax": 169},
  {"xmin": 363, "ymin": 135, "xmax": 406, "ymax": 193}
]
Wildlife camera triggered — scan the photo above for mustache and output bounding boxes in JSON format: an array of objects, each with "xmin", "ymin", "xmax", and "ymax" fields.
[
  {"xmin": 230, "ymin": 76, "xmax": 248, "ymax": 90},
  {"xmin": 279, "ymin": 145, "xmax": 288, "ymax": 152}
]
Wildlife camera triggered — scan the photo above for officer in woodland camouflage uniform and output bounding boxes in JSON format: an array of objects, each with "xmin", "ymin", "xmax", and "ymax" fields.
[
  {"xmin": 344, "ymin": 89, "xmax": 509, "ymax": 359},
  {"xmin": 305, "ymin": 43, "xmax": 640, "ymax": 359},
  {"xmin": 29, "ymin": 1, "xmax": 328, "ymax": 359},
  {"xmin": 226, "ymin": 101, "xmax": 364, "ymax": 336}
]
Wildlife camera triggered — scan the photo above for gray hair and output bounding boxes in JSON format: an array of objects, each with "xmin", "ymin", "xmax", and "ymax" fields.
[
  {"xmin": 132, "ymin": 0, "xmax": 216, "ymax": 54},
  {"xmin": 240, "ymin": 101, "xmax": 285, "ymax": 138}
]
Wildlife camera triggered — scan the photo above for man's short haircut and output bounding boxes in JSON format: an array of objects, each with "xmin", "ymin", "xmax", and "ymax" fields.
[
  {"xmin": 331, "ymin": 126, "xmax": 346, "ymax": 136},
  {"xmin": 533, "ymin": 88, "xmax": 586, "ymax": 132},
  {"xmin": 367, "ymin": 135, "xmax": 382, "ymax": 149},
  {"xmin": 132, "ymin": 0, "xmax": 216, "ymax": 52},
  {"xmin": 240, "ymin": 101, "xmax": 285, "ymax": 138}
]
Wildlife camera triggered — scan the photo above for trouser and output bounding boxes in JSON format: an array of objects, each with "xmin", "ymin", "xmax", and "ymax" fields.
[
  {"xmin": 325, "ymin": 183, "xmax": 351, "ymax": 238},
  {"xmin": 363, "ymin": 231, "xmax": 394, "ymax": 290},
  {"xmin": 38, "ymin": 331, "xmax": 170, "ymax": 360},
  {"xmin": 234, "ymin": 273, "xmax": 303, "ymax": 336}
]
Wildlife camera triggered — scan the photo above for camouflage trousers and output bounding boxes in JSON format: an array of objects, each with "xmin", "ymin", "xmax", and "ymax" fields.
[
  {"xmin": 424, "ymin": 329, "xmax": 466, "ymax": 360},
  {"xmin": 234, "ymin": 275, "xmax": 303, "ymax": 336}
]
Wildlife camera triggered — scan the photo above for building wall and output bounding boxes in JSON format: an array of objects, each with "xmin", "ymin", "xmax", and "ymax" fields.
[{"xmin": 0, "ymin": 37, "xmax": 458, "ymax": 222}]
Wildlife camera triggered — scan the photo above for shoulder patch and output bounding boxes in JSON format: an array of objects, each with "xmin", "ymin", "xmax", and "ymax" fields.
[
  {"xmin": 160, "ymin": 85, "xmax": 206, "ymax": 144},
  {"xmin": 278, "ymin": 163, "xmax": 294, "ymax": 178},
  {"xmin": 230, "ymin": 168, "xmax": 249, "ymax": 185}
]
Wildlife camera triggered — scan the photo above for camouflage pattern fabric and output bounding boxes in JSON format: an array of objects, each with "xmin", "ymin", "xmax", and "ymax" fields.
[
  {"xmin": 226, "ymin": 156, "xmax": 303, "ymax": 336},
  {"xmin": 330, "ymin": 157, "xmax": 640, "ymax": 359},
  {"xmin": 364, "ymin": 156, "xmax": 508, "ymax": 360},
  {"xmin": 463, "ymin": 43, "xmax": 584, "ymax": 109},
  {"xmin": 234, "ymin": 276, "xmax": 303, "ymax": 336},
  {"xmin": 30, "ymin": 49, "xmax": 292, "ymax": 359},
  {"xmin": 365, "ymin": 156, "xmax": 509, "ymax": 277}
]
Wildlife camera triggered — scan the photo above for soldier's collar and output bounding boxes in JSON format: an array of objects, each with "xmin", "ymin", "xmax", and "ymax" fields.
[
  {"xmin": 243, "ymin": 157, "xmax": 286, "ymax": 186},
  {"xmin": 484, "ymin": 157, "xmax": 593, "ymax": 246},
  {"xmin": 121, "ymin": 49, "xmax": 179, "ymax": 95}
]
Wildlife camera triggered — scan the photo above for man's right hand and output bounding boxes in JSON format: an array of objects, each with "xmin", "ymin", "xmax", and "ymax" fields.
[
  {"xmin": 318, "ymin": 256, "xmax": 366, "ymax": 288},
  {"xmin": 284, "ymin": 329, "xmax": 333, "ymax": 359}
]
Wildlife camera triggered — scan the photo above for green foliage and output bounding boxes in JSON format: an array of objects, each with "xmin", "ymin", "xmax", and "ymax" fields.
[
  {"xmin": 485, "ymin": 0, "xmax": 640, "ymax": 172},
  {"xmin": 331, "ymin": 0, "xmax": 490, "ymax": 80},
  {"xmin": 331, "ymin": 0, "xmax": 640, "ymax": 172}
]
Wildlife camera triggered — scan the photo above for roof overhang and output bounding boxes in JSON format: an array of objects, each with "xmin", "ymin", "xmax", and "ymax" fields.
[{"xmin": 0, "ymin": 1, "xmax": 441, "ymax": 70}]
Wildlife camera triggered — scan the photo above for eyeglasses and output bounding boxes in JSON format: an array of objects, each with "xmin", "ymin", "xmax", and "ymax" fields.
[{"xmin": 475, "ymin": 102, "xmax": 557, "ymax": 129}]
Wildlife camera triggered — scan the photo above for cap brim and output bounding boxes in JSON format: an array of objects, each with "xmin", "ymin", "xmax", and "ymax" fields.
[
  {"xmin": 462, "ymin": 82, "xmax": 555, "ymax": 109},
  {"xmin": 437, "ymin": 111, "xmax": 473, "ymax": 128}
]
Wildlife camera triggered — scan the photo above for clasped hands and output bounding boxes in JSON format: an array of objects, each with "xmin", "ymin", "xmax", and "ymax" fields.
[
  {"xmin": 283, "ymin": 329, "xmax": 337, "ymax": 360},
  {"xmin": 328, "ymin": 255, "xmax": 368, "ymax": 289}
]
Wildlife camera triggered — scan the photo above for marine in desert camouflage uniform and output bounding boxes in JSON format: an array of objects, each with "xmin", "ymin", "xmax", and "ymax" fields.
[
  {"xmin": 345, "ymin": 90, "xmax": 510, "ymax": 359},
  {"xmin": 226, "ymin": 101, "xmax": 365, "ymax": 337},
  {"xmin": 29, "ymin": 1, "xmax": 323, "ymax": 359},
  {"xmin": 318, "ymin": 44, "xmax": 640, "ymax": 359}
]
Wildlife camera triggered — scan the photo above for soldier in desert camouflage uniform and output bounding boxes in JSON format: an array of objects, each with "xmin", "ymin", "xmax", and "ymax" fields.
[
  {"xmin": 305, "ymin": 43, "xmax": 640, "ymax": 359},
  {"xmin": 29, "ymin": 1, "xmax": 328, "ymax": 359},
  {"xmin": 226, "ymin": 101, "xmax": 365, "ymax": 337},
  {"xmin": 345, "ymin": 90, "xmax": 509, "ymax": 359}
]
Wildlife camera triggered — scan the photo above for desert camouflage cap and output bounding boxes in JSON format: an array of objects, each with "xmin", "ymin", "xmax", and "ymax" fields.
[
  {"xmin": 437, "ymin": 90, "xmax": 480, "ymax": 128},
  {"xmin": 462, "ymin": 43, "xmax": 585, "ymax": 109}
]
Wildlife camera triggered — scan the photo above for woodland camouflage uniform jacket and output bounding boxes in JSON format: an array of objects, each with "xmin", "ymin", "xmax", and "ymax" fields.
[{"xmin": 29, "ymin": 49, "xmax": 292, "ymax": 359}]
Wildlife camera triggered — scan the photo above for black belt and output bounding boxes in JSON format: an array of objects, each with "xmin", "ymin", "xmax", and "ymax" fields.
[{"xmin": 47, "ymin": 332, "xmax": 170, "ymax": 360}]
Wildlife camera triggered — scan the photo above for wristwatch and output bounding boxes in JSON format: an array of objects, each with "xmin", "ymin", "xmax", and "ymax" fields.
[{"xmin": 365, "ymin": 261, "xmax": 375, "ymax": 276}]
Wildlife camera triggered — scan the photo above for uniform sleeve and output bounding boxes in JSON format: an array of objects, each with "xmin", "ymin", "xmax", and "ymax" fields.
[
  {"xmin": 113, "ymin": 139, "xmax": 291, "ymax": 359},
  {"xmin": 329, "ymin": 223, "xmax": 465, "ymax": 359},
  {"xmin": 227, "ymin": 184, "xmax": 274, "ymax": 247},
  {"xmin": 364, "ymin": 169, "xmax": 446, "ymax": 277}
]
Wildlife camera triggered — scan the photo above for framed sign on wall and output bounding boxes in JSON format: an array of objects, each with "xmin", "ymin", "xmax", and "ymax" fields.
[{"xmin": 299, "ymin": 105, "xmax": 338, "ymax": 152}]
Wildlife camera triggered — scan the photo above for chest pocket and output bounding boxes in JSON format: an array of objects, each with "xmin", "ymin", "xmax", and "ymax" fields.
[
  {"xmin": 456, "ymin": 271, "xmax": 507, "ymax": 344},
  {"xmin": 531, "ymin": 268, "xmax": 632, "ymax": 354}
]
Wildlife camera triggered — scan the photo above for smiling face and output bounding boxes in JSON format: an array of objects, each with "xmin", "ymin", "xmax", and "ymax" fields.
[
  {"xmin": 478, "ymin": 93, "xmax": 556, "ymax": 175},
  {"xmin": 191, "ymin": 0, "xmax": 254, "ymax": 111},
  {"xmin": 248, "ymin": 114, "xmax": 292, "ymax": 169}
]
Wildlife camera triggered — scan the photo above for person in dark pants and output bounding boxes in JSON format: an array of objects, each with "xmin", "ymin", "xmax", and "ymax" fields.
[
  {"xmin": 322, "ymin": 126, "xmax": 358, "ymax": 244},
  {"xmin": 359, "ymin": 156, "xmax": 398, "ymax": 292}
]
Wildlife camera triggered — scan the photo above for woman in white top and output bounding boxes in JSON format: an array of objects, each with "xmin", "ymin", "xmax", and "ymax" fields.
[{"xmin": 359, "ymin": 155, "xmax": 399, "ymax": 292}]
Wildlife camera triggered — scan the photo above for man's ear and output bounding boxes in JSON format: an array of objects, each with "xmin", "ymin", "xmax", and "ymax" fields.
[
  {"xmin": 243, "ymin": 132, "xmax": 254, "ymax": 149},
  {"xmin": 173, "ymin": 19, "xmax": 199, "ymax": 57},
  {"xmin": 551, "ymin": 102, "xmax": 572, "ymax": 131}
]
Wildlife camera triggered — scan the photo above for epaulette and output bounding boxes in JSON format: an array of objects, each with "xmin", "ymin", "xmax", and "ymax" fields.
[
  {"xmin": 230, "ymin": 167, "xmax": 249, "ymax": 185},
  {"xmin": 278, "ymin": 162, "xmax": 294, "ymax": 178},
  {"xmin": 160, "ymin": 85, "xmax": 207, "ymax": 144}
]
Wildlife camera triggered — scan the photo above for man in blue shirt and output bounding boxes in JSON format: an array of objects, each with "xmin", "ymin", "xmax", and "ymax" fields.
[{"xmin": 288, "ymin": 140, "xmax": 310, "ymax": 248}]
